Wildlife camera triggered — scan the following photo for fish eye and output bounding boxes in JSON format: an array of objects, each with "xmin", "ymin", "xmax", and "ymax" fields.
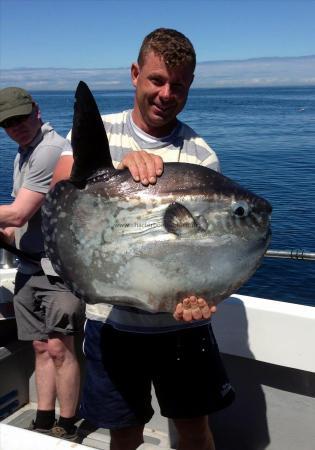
[{"xmin": 232, "ymin": 201, "xmax": 250, "ymax": 218}]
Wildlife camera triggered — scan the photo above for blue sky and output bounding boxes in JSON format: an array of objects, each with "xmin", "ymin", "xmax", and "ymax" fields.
[
  {"xmin": 0, "ymin": 0, "xmax": 314, "ymax": 89},
  {"xmin": 1, "ymin": 0, "xmax": 315, "ymax": 68}
]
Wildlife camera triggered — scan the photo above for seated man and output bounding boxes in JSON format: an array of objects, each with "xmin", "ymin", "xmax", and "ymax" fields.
[{"xmin": 0, "ymin": 87, "xmax": 85, "ymax": 442}]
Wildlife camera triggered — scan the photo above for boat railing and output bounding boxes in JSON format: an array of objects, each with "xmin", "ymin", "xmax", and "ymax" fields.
[{"xmin": 265, "ymin": 249, "xmax": 315, "ymax": 261}]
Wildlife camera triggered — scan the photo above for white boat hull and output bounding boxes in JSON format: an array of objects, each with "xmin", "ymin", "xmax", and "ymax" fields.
[{"xmin": 1, "ymin": 268, "xmax": 314, "ymax": 449}]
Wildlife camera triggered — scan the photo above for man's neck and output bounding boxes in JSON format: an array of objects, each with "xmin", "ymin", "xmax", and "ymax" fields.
[{"xmin": 131, "ymin": 109, "xmax": 177, "ymax": 139}]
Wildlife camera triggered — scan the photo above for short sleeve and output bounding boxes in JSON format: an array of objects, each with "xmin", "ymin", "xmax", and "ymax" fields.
[{"xmin": 22, "ymin": 144, "xmax": 66, "ymax": 194}]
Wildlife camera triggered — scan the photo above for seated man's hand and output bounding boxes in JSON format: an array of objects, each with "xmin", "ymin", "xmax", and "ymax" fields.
[
  {"xmin": 0, "ymin": 227, "xmax": 15, "ymax": 245},
  {"xmin": 117, "ymin": 151, "xmax": 163, "ymax": 185},
  {"xmin": 173, "ymin": 296, "xmax": 217, "ymax": 322}
]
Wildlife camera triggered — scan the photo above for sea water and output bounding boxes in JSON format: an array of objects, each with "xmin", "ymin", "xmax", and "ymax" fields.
[{"xmin": 0, "ymin": 86, "xmax": 314, "ymax": 306}]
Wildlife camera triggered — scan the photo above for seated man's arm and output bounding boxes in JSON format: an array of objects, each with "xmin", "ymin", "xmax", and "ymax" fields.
[
  {"xmin": 0, "ymin": 188, "xmax": 45, "ymax": 228},
  {"xmin": 50, "ymin": 155, "xmax": 74, "ymax": 187}
]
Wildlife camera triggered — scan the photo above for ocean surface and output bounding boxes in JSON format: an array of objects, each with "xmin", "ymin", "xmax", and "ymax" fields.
[{"xmin": 0, "ymin": 86, "xmax": 314, "ymax": 306}]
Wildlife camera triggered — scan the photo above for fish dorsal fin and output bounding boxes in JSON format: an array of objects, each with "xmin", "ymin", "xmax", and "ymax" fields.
[
  {"xmin": 163, "ymin": 202, "xmax": 208, "ymax": 236},
  {"xmin": 70, "ymin": 81, "xmax": 113, "ymax": 186}
]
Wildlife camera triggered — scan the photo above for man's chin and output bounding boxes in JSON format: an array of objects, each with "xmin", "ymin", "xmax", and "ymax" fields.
[
  {"xmin": 13, "ymin": 136, "xmax": 32, "ymax": 148},
  {"xmin": 149, "ymin": 113, "xmax": 174, "ymax": 127}
]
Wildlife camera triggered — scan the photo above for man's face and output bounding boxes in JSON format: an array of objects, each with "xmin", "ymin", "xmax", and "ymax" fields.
[
  {"xmin": 3, "ymin": 105, "xmax": 42, "ymax": 149},
  {"xmin": 131, "ymin": 52, "xmax": 194, "ymax": 137}
]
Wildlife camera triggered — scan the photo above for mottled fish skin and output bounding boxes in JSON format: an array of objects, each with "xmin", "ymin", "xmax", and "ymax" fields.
[
  {"xmin": 42, "ymin": 81, "xmax": 272, "ymax": 313},
  {"xmin": 42, "ymin": 163, "xmax": 272, "ymax": 312}
]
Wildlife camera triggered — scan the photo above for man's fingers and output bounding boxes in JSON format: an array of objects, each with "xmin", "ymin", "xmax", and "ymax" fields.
[
  {"xmin": 117, "ymin": 155, "xmax": 140, "ymax": 181},
  {"xmin": 139, "ymin": 153, "xmax": 163, "ymax": 185},
  {"xmin": 118, "ymin": 152, "xmax": 163, "ymax": 185},
  {"xmin": 182, "ymin": 298, "xmax": 193, "ymax": 322},
  {"xmin": 154, "ymin": 155, "xmax": 164, "ymax": 177},
  {"xmin": 189, "ymin": 296, "xmax": 202, "ymax": 320},
  {"xmin": 197, "ymin": 298, "xmax": 216, "ymax": 319},
  {"xmin": 140, "ymin": 152, "xmax": 157, "ymax": 185},
  {"xmin": 173, "ymin": 302, "xmax": 184, "ymax": 321},
  {"xmin": 174, "ymin": 297, "xmax": 217, "ymax": 322}
]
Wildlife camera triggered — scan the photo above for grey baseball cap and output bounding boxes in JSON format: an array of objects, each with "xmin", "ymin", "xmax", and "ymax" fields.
[{"xmin": 0, "ymin": 87, "xmax": 33, "ymax": 125}]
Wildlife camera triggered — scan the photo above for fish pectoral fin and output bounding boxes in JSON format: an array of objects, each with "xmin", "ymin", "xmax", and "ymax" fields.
[{"xmin": 163, "ymin": 202, "xmax": 202, "ymax": 236}]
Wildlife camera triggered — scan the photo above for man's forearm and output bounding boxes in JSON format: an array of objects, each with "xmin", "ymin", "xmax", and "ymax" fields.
[{"xmin": 0, "ymin": 188, "xmax": 45, "ymax": 229}]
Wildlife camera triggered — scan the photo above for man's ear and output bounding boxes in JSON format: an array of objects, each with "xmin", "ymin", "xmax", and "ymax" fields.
[
  {"xmin": 33, "ymin": 103, "xmax": 41, "ymax": 120},
  {"xmin": 190, "ymin": 73, "xmax": 195, "ymax": 87},
  {"xmin": 131, "ymin": 63, "xmax": 140, "ymax": 88}
]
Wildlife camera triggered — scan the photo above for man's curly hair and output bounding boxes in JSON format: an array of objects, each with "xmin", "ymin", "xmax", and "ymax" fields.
[{"xmin": 137, "ymin": 28, "xmax": 196, "ymax": 71}]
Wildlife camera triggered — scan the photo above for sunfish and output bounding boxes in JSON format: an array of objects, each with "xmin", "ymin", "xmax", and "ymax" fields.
[{"xmin": 42, "ymin": 81, "xmax": 272, "ymax": 313}]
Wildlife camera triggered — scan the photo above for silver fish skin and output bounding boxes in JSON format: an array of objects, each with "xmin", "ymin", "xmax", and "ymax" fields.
[{"xmin": 42, "ymin": 163, "xmax": 272, "ymax": 313}]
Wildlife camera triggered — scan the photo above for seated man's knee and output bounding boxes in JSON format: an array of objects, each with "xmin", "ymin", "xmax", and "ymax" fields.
[
  {"xmin": 33, "ymin": 339, "xmax": 48, "ymax": 355},
  {"xmin": 46, "ymin": 336, "xmax": 69, "ymax": 366}
]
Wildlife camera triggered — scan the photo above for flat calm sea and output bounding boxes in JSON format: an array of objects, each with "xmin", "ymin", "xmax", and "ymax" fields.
[{"xmin": 0, "ymin": 86, "xmax": 314, "ymax": 306}]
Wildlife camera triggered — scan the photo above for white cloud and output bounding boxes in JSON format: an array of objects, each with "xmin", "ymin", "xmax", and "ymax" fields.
[
  {"xmin": 1, "ymin": 56, "xmax": 314, "ymax": 90},
  {"xmin": 195, "ymin": 56, "xmax": 315, "ymax": 87}
]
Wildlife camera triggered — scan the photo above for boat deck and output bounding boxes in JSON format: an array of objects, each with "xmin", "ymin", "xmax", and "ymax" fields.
[
  {"xmin": 2, "ymin": 400, "xmax": 172, "ymax": 449},
  {"xmin": 1, "ymin": 267, "xmax": 315, "ymax": 450}
]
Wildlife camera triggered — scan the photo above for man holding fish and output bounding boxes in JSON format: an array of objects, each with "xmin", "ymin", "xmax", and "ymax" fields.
[{"xmin": 49, "ymin": 28, "xmax": 243, "ymax": 450}]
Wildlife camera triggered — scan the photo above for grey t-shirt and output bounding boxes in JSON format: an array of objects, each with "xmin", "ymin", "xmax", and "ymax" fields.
[{"xmin": 12, "ymin": 122, "xmax": 72, "ymax": 274}]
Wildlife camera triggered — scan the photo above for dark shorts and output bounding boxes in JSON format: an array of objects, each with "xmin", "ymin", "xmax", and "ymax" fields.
[
  {"xmin": 80, "ymin": 320, "xmax": 235, "ymax": 429},
  {"xmin": 14, "ymin": 272, "xmax": 85, "ymax": 341}
]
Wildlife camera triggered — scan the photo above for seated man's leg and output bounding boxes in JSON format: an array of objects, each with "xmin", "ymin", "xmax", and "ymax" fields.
[
  {"xmin": 47, "ymin": 335, "xmax": 80, "ymax": 418},
  {"xmin": 33, "ymin": 339, "xmax": 57, "ymax": 411},
  {"xmin": 14, "ymin": 272, "xmax": 57, "ymax": 431},
  {"xmin": 16, "ymin": 274, "xmax": 85, "ymax": 438},
  {"xmin": 40, "ymin": 276, "xmax": 85, "ymax": 438}
]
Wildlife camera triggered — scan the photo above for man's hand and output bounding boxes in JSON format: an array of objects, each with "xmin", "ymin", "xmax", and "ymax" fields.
[
  {"xmin": 173, "ymin": 296, "xmax": 217, "ymax": 322},
  {"xmin": 117, "ymin": 151, "xmax": 163, "ymax": 185},
  {"xmin": 0, "ymin": 227, "xmax": 15, "ymax": 245}
]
